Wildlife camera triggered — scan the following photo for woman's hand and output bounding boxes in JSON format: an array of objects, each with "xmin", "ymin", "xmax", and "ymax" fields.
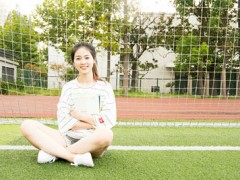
[
  {"xmin": 70, "ymin": 109, "xmax": 96, "ymax": 127},
  {"xmin": 71, "ymin": 121, "xmax": 94, "ymax": 130},
  {"xmin": 70, "ymin": 109, "xmax": 81, "ymax": 120}
]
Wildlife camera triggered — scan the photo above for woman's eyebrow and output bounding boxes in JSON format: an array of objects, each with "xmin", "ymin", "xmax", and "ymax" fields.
[{"xmin": 75, "ymin": 54, "xmax": 90, "ymax": 57}]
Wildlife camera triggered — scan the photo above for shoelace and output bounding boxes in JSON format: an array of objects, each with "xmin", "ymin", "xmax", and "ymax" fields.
[
  {"xmin": 70, "ymin": 162, "xmax": 78, "ymax": 166},
  {"xmin": 49, "ymin": 157, "xmax": 56, "ymax": 163}
]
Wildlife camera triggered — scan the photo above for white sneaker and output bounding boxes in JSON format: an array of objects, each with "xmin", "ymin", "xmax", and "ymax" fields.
[
  {"xmin": 37, "ymin": 150, "xmax": 57, "ymax": 164},
  {"xmin": 71, "ymin": 152, "xmax": 94, "ymax": 167}
]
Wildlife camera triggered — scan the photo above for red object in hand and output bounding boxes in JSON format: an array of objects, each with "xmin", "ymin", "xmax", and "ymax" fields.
[{"xmin": 98, "ymin": 117, "xmax": 104, "ymax": 124}]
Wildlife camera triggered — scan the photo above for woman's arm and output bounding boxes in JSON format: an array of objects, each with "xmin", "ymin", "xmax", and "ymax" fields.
[
  {"xmin": 92, "ymin": 83, "xmax": 117, "ymax": 129},
  {"xmin": 57, "ymin": 84, "xmax": 79, "ymax": 134},
  {"xmin": 71, "ymin": 120, "xmax": 94, "ymax": 130},
  {"xmin": 70, "ymin": 109, "xmax": 95, "ymax": 128},
  {"xmin": 69, "ymin": 82, "xmax": 116, "ymax": 130}
]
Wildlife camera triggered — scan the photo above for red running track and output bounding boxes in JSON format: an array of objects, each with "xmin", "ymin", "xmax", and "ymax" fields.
[{"xmin": 0, "ymin": 95, "xmax": 240, "ymax": 120}]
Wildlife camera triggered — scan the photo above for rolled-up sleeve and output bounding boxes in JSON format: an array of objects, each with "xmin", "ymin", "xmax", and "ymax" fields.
[{"xmin": 57, "ymin": 85, "xmax": 78, "ymax": 134}]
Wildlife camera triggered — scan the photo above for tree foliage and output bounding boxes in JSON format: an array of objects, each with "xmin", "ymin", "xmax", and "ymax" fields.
[
  {"xmin": 172, "ymin": 0, "xmax": 238, "ymax": 96},
  {"xmin": 34, "ymin": 0, "xmax": 121, "ymax": 60},
  {"xmin": 175, "ymin": 35, "xmax": 209, "ymax": 77},
  {"xmin": 0, "ymin": 10, "xmax": 47, "ymax": 83},
  {"xmin": 34, "ymin": 0, "xmax": 165, "ymax": 91},
  {"xmin": 0, "ymin": 10, "xmax": 39, "ymax": 67}
]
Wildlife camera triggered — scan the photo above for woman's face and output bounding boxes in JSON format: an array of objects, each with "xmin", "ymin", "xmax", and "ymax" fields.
[{"xmin": 73, "ymin": 47, "xmax": 95, "ymax": 76}]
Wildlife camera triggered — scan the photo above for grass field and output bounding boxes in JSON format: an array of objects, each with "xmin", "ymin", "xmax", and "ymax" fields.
[{"xmin": 1, "ymin": 123, "xmax": 240, "ymax": 179}]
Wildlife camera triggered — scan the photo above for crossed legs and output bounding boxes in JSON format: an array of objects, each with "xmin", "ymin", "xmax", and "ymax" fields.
[{"xmin": 20, "ymin": 120, "xmax": 113, "ymax": 163}]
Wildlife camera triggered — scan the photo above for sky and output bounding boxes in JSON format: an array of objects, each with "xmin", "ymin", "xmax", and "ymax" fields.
[
  {"xmin": 0, "ymin": 0, "xmax": 44, "ymax": 25},
  {"xmin": 0, "ymin": 0, "xmax": 175, "ymax": 26},
  {"xmin": 0, "ymin": 0, "xmax": 176, "ymax": 27},
  {"xmin": 0, "ymin": 0, "xmax": 175, "ymax": 15},
  {"xmin": 0, "ymin": 0, "xmax": 44, "ymax": 15},
  {"xmin": 139, "ymin": 0, "xmax": 175, "ymax": 13}
]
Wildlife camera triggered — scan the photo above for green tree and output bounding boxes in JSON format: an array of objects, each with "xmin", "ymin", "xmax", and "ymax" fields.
[
  {"xmin": 172, "ymin": 0, "xmax": 237, "ymax": 96},
  {"xmin": 93, "ymin": 0, "xmax": 122, "ymax": 82},
  {"xmin": 34, "ymin": 0, "xmax": 89, "ymax": 58},
  {"xmin": 49, "ymin": 63, "xmax": 75, "ymax": 88},
  {"xmin": 34, "ymin": 0, "xmax": 122, "ymax": 82},
  {"xmin": 0, "ymin": 10, "xmax": 39, "ymax": 66},
  {"xmin": 117, "ymin": 2, "xmax": 173, "ymax": 92},
  {"xmin": 237, "ymin": 0, "xmax": 240, "ymax": 97},
  {"xmin": 128, "ymin": 13, "xmax": 159, "ymax": 91},
  {"xmin": 121, "ymin": 0, "xmax": 129, "ymax": 96},
  {"xmin": 0, "ymin": 10, "xmax": 46, "ymax": 83},
  {"xmin": 175, "ymin": 35, "xmax": 210, "ymax": 95}
]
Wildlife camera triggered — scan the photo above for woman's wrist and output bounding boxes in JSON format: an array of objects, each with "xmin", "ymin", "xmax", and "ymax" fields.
[
  {"xmin": 70, "ymin": 109, "xmax": 96, "ymax": 126},
  {"xmin": 71, "ymin": 121, "xmax": 93, "ymax": 130}
]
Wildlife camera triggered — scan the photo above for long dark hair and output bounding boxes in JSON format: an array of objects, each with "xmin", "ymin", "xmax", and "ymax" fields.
[{"xmin": 71, "ymin": 42, "xmax": 102, "ymax": 81}]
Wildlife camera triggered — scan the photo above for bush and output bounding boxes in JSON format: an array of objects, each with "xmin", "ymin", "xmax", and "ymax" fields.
[
  {"xmin": 0, "ymin": 80, "xmax": 24, "ymax": 95},
  {"xmin": 0, "ymin": 81, "xmax": 8, "ymax": 95},
  {"xmin": 16, "ymin": 80, "xmax": 24, "ymax": 91}
]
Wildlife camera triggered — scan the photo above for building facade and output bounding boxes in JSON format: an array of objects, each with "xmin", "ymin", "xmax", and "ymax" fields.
[{"xmin": 0, "ymin": 49, "xmax": 19, "ymax": 82}]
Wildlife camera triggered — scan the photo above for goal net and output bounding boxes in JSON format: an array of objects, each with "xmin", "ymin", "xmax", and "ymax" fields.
[{"xmin": 0, "ymin": 0, "xmax": 240, "ymax": 125}]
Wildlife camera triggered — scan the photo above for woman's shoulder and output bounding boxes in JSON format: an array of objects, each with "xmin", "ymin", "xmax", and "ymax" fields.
[
  {"xmin": 96, "ymin": 80, "xmax": 112, "ymax": 89},
  {"xmin": 62, "ymin": 79, "xmax": 77, "ymax": 90},
  {"xmin": 95, "ymin": 80, "xmax": 114, "ymax": 96}
]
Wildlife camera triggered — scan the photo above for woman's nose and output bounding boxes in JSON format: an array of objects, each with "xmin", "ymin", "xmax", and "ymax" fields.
[{"xmin": 80, "ymin": 59, "xmax": 86, "ymax": 64}]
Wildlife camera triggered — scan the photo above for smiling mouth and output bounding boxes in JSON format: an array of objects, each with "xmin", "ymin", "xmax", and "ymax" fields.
[{"xmin": 80, "ymin": 66, "xmax": 88, "ymax": 69}]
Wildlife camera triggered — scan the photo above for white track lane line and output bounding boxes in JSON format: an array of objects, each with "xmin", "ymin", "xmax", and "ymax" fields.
[
  {"xmin": 1, "ymin": 145, "xmax": 240, "ymax": 151},
  {"xmin": 1, "ymin": 120, "xmax": 240, "ymax": 128}
]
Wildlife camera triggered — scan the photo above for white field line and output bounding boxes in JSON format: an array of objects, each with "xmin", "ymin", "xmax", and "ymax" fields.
[
  {"xmin": 1, "ymin": 145, "xmax": 240, "ymax": 151},
  {"xmin": 117, "ymin": 122, "xmax": 240, "ymax": 128},
  {"xmin": 1, "ymin": 119, "xmax": 240, "ymax": 128}
]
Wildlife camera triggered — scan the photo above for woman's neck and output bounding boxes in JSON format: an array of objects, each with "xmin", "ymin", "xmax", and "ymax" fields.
[{"xmin": 77, "ymin": 74, "xmax": 95, "ymax": 84}]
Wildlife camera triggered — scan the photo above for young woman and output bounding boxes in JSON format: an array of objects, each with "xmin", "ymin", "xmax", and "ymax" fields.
[{"xmin": 20, "ymin": 42, "xmax": 117, "ymax": 167}]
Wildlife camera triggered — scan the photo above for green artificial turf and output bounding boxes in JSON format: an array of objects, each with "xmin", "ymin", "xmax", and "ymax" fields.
[
  {"xmin": 1, "ymin": 124, "xmax": 240, "ymax": 179},
  {"xmin": 0, "ymin": 150, "xmax": 240, "ymax": 179},
  {"xmin": 1, "ymin": 124, "xmax": 240, "ymax": 146},
  {"xmin": 112, "ymin": 126, "xmax": 240, "ymax": 146}
]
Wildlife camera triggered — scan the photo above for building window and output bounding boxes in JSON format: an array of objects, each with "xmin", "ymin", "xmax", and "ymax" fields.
[{"xmin": 2, "ymin": 66, "xmax": 14, "ymax": 81}]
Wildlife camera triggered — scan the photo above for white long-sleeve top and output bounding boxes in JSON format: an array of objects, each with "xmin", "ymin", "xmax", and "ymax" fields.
[{"xmin": 57, "ymin": 79, "xmax": 117, "ymax": 135}]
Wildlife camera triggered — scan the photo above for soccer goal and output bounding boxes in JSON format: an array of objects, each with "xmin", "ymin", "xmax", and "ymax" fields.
[{"xmin": 0, "ymin": 0, "xmax": 240, "ymax": 127}]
